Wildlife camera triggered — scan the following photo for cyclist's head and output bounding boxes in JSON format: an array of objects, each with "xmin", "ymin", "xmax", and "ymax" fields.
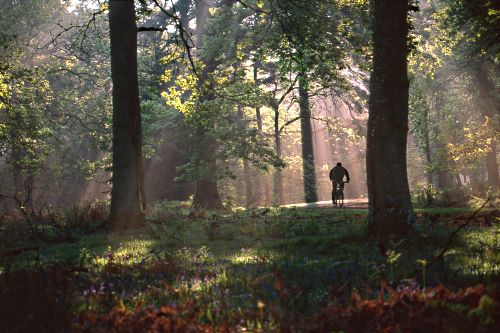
[{"xmin": 336, "ymin": 162, "xmax": 342, "ymax": 166}]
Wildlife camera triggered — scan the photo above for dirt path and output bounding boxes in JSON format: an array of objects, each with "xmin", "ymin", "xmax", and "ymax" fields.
[{"xmin": 283, "ymin": 198, "xmax": 368, "ymax": 209}]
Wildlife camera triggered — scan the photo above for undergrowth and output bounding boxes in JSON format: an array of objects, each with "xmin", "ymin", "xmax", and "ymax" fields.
[{"xmin": 0, "ymin": 203, "xmax": 498, "ymax": 332}]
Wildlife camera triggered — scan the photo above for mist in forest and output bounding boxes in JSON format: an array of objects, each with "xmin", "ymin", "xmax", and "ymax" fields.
[
  {"xmin": 0, "ymin": 0, "xmax": 497, "ymax": 214},
  {"xmin": 1, "ymin": 1, "xmax": 499, "ymax": 331}
]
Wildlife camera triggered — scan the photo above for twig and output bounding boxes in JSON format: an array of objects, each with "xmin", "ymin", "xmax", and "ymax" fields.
[{"xmin": 151, "ymin": 0, "xmax": 199, "ymax": 78}]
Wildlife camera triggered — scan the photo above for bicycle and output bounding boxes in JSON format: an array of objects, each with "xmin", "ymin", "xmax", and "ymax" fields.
[{"xmin": 332, "ymin": 181, "xmax": 346, "ymax": 207}]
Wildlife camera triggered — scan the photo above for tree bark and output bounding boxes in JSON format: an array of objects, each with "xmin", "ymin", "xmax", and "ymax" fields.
[
  {"xmin": 253, "ymin": 59, "xmax": 265, "ymax": 205},
  {"xmin": 416, "ymin": 102, "xmax": 435, "ymax": 206},
  {"xmin": 191, "ymin": 0, "xmax": 228, "ymax": 210},
  {"xmin": 431, "ymin": 88, "xmax": 454, "ymax": 189},
  {"xmin": 366, "ymin": 0, "xmax": 414, "ymax": 239},
  {"xmin": 11, "ymin": 144, "xmax": 24, "ymax": 201},
  {"xmin": 237, "ymin": 105, "xmax": 254, "ymax": 207},
  {"xmin": 474, "ymin": 62, "xmax": 499, "ymax": 189},
  {"xmin": 420, "ymin": 104, "xmax": 433, "ymax": 187},
  {"xmin": 273, "ymin": 104, "xmax": 284, "ymax": 205},
  {"xmin": 191, "ymin": 87, "xmax": 223, "ymax": 210},
  {"xmin": 108, "ymin": 0, "xmax": 145, "ymax": 229},
  {"xmin": 193, "ymin": 161, "xmax": 223, "ymax": 209},
  {"xmin": 298, "ymin": 71, "xmax": 318, "ymax": 203}
]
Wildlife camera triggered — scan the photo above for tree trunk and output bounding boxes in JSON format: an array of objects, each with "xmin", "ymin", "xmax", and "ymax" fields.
[
  {"xmin": 298, "ymin": 71, "xmax": 318, "ymax": 203},
  {"xmin": 253, "ymin": 59, "xmax": 265, "ymax": 205},
  {"xmin": 237, "ymin": 105, "xmax": 254, "ymax": 207},
  {"xmin": 193, "ymin": 160, "xmax": 223, "ymax": 209},
  {"xmin": 420, "ymin": 104, "xmax": 433, "ymax": 186},
  {"xmin": 273, "ymin": 104, "xmax": 284, "ymax": 205},
  {"xmin": 419, "ymin": 95, "xmax": 434, "ymax": 205},
  {"xmin": 108, "ymin": 0, "xmax": 145, "ymax": 229},
  {"xmin": 366, "ymin": 0, "xmax": 414, "ymax": 240},
  {"xmin": 191, "ymin": 92, "xmax": 223, "ymax": 210},
  {"xmin": 11, "ymin": 145, "xmax": 24, "ymax": 201},
  {"xmin": 431, "ymin": 88, "xmax": 454, "ymax": 189},
  {"xmin": 191, "ymin": 0, "xmax": 229, "ymax": 210},
  {"xmin": 474, "ymin": 62, "xmax": 499, "ymax": 189}
]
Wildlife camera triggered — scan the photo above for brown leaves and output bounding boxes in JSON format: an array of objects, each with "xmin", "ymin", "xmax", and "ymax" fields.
[
  {"xmin": 307, "ymin": 284, "xmax": 500, "ymax": 333},
  {"xmin": 73, "ymin": 303, "xmax": 215, "ymax": 333},
  {"xmin": 426, "ymin": 210, "xmax": 499, "ymax": 227}
]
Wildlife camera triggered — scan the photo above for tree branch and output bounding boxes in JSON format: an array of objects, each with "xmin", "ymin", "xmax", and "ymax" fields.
[
  {"xmin": 151, "ymin": 0, "xmax": 199, "ymax": 78},
  {"xmin": 137, "ymin": 26, "xmax": 167, "ymax": 32}
]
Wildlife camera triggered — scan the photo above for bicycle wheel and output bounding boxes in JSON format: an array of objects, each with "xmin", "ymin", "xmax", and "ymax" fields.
[{"xmin": 334, "ymin": 188, "xmax": 341, "ymax": 207}]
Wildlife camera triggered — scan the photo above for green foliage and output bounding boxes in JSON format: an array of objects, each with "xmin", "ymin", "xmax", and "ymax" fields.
[
  {"xmin": 141, "ymin": 97, "xmax": 188, "ymax": 159},
  {"xmin": 447, "ymin": 117, "xmax": 499, "ymax": 170},
  {"xmin": 0, "ymin": 51, "xmax": 53, "ymax": 177},
  {"xmin": 408, "ymin": 0, "xmax": 499, "ymax": 194},
  {"xmin": 438, "ymin": 0, "xmax": 500, "ymax": 63},
  {"xmin": 161, "ymin": 47, "xmax": 281, "ymax": 183}
]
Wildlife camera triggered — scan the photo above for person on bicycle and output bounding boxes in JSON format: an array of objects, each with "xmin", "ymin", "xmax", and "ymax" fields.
[{"xmin": 329, "ymin": 162, "xmax": 350, "ymax": 202}]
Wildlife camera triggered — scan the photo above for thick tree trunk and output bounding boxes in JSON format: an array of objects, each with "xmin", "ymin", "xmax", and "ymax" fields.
[
  {"xmin": 191, "ymin": 93, "xmax": 223, "ymax": 210},
  {"xmin": 193, "ymin": 160, "xmax": 223, "ymax": 209},
  {"xmin": 108, "ymin": 0, "xmax": 145, "ymax": 229},
  {"xmin": 366, "ymin": 0, "xmax": 414, "ymax": 239},
  {"xmin": 191, "ymin": 0, "xmax": 223, "ymax": 209},
  {"xmin": 474, "ymin": 62, "xmax": 499, "ymax": 189},
  {"xmin": 298, "ymin": 72, "xmax": 318, "ymax": 203}
]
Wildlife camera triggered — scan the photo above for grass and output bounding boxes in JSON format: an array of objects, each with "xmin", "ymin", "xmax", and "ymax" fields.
[{"xmin": 0, "ymin": 204, "xmax": 499, "ymax": 331}]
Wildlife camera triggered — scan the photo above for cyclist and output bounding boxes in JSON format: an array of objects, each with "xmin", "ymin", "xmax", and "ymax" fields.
[{"xmin": 329, "ymin": 162, "xmax": 350, "ymax": 204}]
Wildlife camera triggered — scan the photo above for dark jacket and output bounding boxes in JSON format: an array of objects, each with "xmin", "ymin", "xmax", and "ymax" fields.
[{"xmin": 329, "ymin": 165, "xmax": 350, "ymax": 183}]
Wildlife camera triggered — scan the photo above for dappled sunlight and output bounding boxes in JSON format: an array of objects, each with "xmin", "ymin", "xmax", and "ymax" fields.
[
  {"xmin": 229, "ymin": 248, "xmax": 279, "ymax": 264},
  {"xmin": 1, "ymin": 0, "xmax": 498, "ymax": 331}
]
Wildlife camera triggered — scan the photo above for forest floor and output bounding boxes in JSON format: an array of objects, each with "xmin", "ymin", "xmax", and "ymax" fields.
[
  {"xmin": 284, "ymin": 198, "xmax": 369, "ymax": 209},
  {"xmin": 0, "ymin": 203, "xmax": 499, "ymax": 332}
]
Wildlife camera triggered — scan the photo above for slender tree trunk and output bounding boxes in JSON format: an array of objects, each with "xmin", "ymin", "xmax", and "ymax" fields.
[
  {"xmin": 421, "ymin": 106, "xmax": 433, "ymax": 185},
  {"xmin": 254, "ymin": 61, "xmax": 263, "ymax": 132},
  {"xmin": 298, "ymin": 71, "xmax": 318, "ymax": 203},
  {"xmin": 366, "ymin": 0, "xmax": 414, "ymax": 239},
  {"xmin": 273, "ymin": 104, "xmax": 284, "ymax": 205},
  {"xmin": 108, "ymin": 0, "xmax": 145, "ymax": 229},
  {"xmin": 431, "ymin": 90, "xmax": 454, "ymax": 189},
  {"xmin": 237, "ymin": 105, "xmax": 254, "ymax": 207},
  {"xmin": 474, "ymin": 62, "xmax": 499, "ymax": 189},
  {"xmin": 253, "ymin": 60, "xmax": 265, "ymax": 205},
  {"xmin": 243, "ymin": 160, "xmax": 253, "ymax": 206},
  {"xmin": 420, "ymin": 101, "xmax": 435, "ymax": 205},
  {"xmin": 11, "ymin": 144, "xmax": 24, "ymax": 201}
]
